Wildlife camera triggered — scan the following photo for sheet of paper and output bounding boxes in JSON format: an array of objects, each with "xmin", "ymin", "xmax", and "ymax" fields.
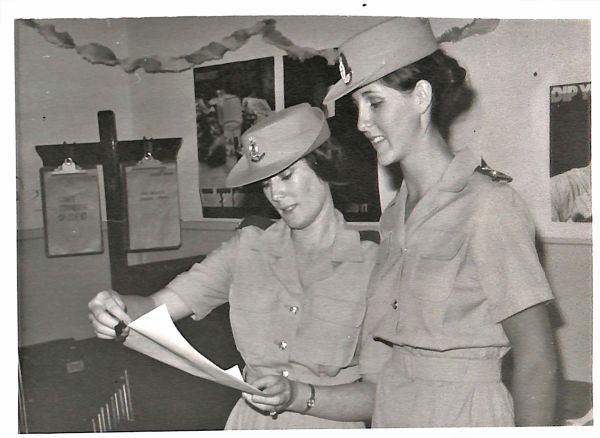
[{"xmin": 123, "ymin": 304, "xmax": 262, "ymax": 395}]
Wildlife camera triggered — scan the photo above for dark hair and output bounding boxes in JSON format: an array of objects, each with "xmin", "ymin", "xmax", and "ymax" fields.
[
  {"xmin": 381, "ymin": 49, "xmax": 474, "ymax": 140},
  {"xmin": 303, "ymin": 138, "xmax": 349, "ymax": 185}
]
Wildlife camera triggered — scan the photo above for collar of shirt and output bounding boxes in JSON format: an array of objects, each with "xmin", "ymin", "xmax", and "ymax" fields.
[
  {"xmin": 437, "ymin": 147, "xmax": 482, "ymax": 192},
  {"xmin": 250, "ymin": 209, "xmax": 364, "ymax": 263},
  {"xmin": 379, "ymin": 147, "xmax": 482, "ymax": 237}
]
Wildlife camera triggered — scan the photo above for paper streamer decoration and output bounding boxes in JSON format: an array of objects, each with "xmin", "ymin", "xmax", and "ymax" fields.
[
  {"xmin": 436, "ymin": 19, "xmax": 500, "ymax": 43},
  {"xmin": 21, "ymin": 18, "xmax": 337, "ymax": 74},
  {"xmin": 22, "ymin": 18, "xmax": 499, "ymax": 75},
  {"xmin": 40, "ymin": 166, "xmax": 103, "ymax": 257},
  {"xmin": 123, "ymin": 160, "xmax": 181, "ymax": 251}
]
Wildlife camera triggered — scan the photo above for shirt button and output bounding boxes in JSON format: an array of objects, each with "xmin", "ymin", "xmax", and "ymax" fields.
[
  {"xmin": 289, "ymin": 306, "xmax": 299, "ymax": 314},
  {"xmin": 402, "ymin": 248, "xmax": 408, "ymax": 253},
  {"xmin": 282, "ymin": 369, "xmax": 289, "ymax": 377},
  {"xmin": 392, "ymin": 300, "xmax": 398, "ymax": 310},
  {"xmin": 278, "ymin": 340, "xmax": 288, "ymax": 350}
]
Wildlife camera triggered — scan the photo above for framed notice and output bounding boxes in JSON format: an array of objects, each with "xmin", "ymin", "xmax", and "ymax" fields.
[
  {"xmin": 40, "ymin": 166, "xmax": 103, "ymax": 257},
  {"xmin": 123, "ymin": 160, "xmax": 181, "ymax": 251}
]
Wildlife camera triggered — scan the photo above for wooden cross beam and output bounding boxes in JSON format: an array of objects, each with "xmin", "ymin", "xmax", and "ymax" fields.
[{"xmin": 35, "ymin": 110, "xmax": 182, "ymax": 291}]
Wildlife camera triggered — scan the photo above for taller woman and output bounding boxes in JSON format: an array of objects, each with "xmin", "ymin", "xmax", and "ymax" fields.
[{"xmin": 323, "ymin": 17, "xmax": 558, "ymax": 427}]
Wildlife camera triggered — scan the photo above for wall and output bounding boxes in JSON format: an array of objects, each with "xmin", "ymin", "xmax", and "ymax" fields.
[
  {"xmin": 17, "ymin": 222, "xmax": 237, "ymax": 346},
  {"xmin": 15, "ymin": 16, "xmax": 592, "ymax": 382}
]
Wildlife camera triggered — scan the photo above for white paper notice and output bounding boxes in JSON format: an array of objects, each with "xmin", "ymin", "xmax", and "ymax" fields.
[{"xmin": 123, "ymin": 304, "xmax": 262, "ymax": 395}]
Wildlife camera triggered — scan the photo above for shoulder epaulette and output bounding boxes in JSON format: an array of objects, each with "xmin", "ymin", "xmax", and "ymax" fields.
[{"xmin": 475, "ymin": 166, "xmax": 513, "ymax": 183}]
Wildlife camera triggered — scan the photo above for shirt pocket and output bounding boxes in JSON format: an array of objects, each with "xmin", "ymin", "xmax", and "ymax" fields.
[
  {"xmin": 406, "ymin": 229, "xmax": 466, "ymax": 302},
  {"xmin": 291, "ymin": 294, "xmax": 366, "ymax": 369},
  {"xmin": 229, "ymin": 284, "xmax": 278, "ymax": 360}
]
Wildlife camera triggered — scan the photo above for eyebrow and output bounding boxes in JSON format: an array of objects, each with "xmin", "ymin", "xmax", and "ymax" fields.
[
  {"xmin": 354, "ymin": 88, "xmax": 380, "ymax": 97},
  {"xmin": 352, "ymin": 89, "xmax": 380, "ymax": 104}
]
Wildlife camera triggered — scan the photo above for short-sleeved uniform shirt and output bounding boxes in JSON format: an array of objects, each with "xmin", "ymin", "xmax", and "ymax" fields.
[
  {"xmin": 359, "ymin": 147, "xmax": 555, "ymax": 374},
  {"xmin": 165, "ymin": 211, "xmax": 378, "ymax": 429}
]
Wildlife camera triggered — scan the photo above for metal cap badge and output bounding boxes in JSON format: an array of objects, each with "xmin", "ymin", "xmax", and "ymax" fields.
[
  {"xmin": 247, "ymin": 137, "xmax": 265, "ymax": 162},
  {"xmin": 338, "ymin": 52, "xmax": 352, "ymax": 85}
]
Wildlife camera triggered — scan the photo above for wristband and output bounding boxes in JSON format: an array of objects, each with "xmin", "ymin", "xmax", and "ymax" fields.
[{"xmin": 301, "ymin": 384, "xmax": 315, "ymax": 414}]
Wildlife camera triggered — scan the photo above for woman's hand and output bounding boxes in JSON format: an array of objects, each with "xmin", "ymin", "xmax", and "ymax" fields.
[
  {"xmin": 87, "ymin": 290, "xmax": 133, "ymax": 340},
  {"xmin": 242, "ymin": 375, "xmax": 297, "ymax": 415}
]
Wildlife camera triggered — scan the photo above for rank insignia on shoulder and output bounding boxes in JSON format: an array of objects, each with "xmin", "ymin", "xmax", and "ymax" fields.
[{"xmin": 476, "ymin": 166, "xmax": 513, "ymax": 183}]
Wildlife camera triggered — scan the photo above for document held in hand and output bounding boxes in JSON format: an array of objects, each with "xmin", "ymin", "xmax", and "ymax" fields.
[{"xmin": 123, "ymin": 304, "xmax": 262, "ymax": 395}]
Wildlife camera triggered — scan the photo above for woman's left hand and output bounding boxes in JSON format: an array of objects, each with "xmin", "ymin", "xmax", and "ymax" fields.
[{"xmin": 242, "ymin": 375, "xmax": 297, "ymax": 415}]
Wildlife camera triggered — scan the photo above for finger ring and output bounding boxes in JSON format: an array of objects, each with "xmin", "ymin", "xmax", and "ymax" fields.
[{"xmin": 269, "ymin": 410, "xmax": 277, "ymax": 417}]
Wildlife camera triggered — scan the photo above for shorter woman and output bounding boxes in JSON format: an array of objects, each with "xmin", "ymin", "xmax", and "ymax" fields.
[{"xmin": 88, "ymin": 103, "xmax": 378, "ymax": 430}]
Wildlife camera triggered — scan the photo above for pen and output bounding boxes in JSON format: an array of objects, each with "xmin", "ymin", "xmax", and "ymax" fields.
[{"xmin": 114, "ymin": 320, "xmax": 127, "ymax": 337}]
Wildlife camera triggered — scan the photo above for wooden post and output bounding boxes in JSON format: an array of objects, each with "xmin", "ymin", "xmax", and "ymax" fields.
[{"xmin": 98, "ymin": 111, "xmax": 128, "ymax": 289}]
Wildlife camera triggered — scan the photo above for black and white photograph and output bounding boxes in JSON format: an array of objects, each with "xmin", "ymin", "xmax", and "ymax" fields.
[
  {"xmin": 194, "ymin": 56, "xmax": 277, "ymax": 219},
  {"xmin": 7, "ymin": 1, "xmax": 596, "ymax": 436}
]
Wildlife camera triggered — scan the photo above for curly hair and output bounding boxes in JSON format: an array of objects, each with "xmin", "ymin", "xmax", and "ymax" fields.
[
  {"xmin": 380, "ymin": 49, "xmax": 475, "ymax": 140},
  {"xmin": 303, "ymin": 138, "xmax": 349, "ymax": 186}
]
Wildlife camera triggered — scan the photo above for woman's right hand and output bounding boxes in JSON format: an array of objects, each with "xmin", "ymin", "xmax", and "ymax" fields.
[
  {"xmin": 241, "ymin": 375, "xmax": 297, "ymax": 415},
  {"xmin": 88, "ymin": 290, "xmax": 133, "ymax": 340}
]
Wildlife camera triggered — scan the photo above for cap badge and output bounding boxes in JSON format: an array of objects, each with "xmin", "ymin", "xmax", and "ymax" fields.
[
  {"xmin": 248, "ymin": 137, "xmax": 265, "ymax": 162},
  {"xmin": 339, "ymin": 52, "xmax": 352, "ymax": 85}
]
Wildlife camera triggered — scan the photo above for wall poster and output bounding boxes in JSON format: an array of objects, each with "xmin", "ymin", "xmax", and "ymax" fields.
[
  {"xmin": 283, "ymin": 55, "xmax": 381, "ymax": 222},
  {"xmin": 549, "ymin": 82, "xmax": 591, "ymax": 223},
  {"xmin": 193, "ymin": 57, "xmax": 276, "ymax": 219}
]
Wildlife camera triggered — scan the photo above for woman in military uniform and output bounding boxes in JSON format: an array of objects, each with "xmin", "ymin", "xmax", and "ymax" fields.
[
  {"xmin": 321, "ymin": 17, "xmax": 558, "ymax": 427},
  {"xmin": 87, "ymin": 103, "xmax": 378, "ymax": 429},
  {"xmin": 247, "ymin": 17, "xmax": 558, "ymax": 428}
]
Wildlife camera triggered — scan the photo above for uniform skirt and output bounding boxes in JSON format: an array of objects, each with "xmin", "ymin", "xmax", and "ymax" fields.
[
  {"xmin": 372, "ymin": 348, "xmax": 515, "ymax": 428},
  {"xmin": 225, "ymin": 397, "xmax": 366, "ymax": 430}
]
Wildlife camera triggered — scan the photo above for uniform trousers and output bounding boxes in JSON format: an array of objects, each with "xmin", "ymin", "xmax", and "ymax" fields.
[{"xmin": 372, "ymin": 348, "xmax": 515, "ymax": 427}]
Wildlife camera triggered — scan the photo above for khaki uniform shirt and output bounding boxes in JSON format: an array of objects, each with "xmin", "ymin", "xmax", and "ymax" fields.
[
  {"xmin": 166, "ymin": 211, "xmax": 378, "ymax": 386},
  {"xmin": 360, "ymin": 148, "xmax": 554, "ymax": 376}
]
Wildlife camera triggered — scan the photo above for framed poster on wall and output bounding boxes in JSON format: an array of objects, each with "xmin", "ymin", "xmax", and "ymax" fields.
[
  {"xmin": 549, "ymin": 82, "xmax": 591, "ymax": 223},
  {"xmin": 193, "ymin": 57, "xmax": 277, "ymax": 219},
  {"xmin": 283, "ymin": 55, "xmax": 381, "ymax": 222}
]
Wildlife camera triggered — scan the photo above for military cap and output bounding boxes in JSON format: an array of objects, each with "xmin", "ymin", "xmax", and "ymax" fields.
[
  {"xmin": 225, "ymin": 103, "xmax": 330, "ymax": 187},
  {"xmin": 323, "ymin": 17, "xmax": 439, "ymax": 104}
]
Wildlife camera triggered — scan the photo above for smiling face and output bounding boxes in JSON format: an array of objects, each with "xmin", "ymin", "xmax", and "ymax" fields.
[
  {"xmin": 352, "ymin": 80, "xmax": 422, "ymax": 166},
  {"xmin": 261, "ymin": 158, "xmax": 329, "ymax": 230}
]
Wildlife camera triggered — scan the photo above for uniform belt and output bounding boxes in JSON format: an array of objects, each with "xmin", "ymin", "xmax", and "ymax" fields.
[
  {"xmin": 243, "ymin": 365, "xmax": 360, "ymax": 386},
  {"xmin": 390, "ymin": 349, "xmax": 502, "ymax": 383}
]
